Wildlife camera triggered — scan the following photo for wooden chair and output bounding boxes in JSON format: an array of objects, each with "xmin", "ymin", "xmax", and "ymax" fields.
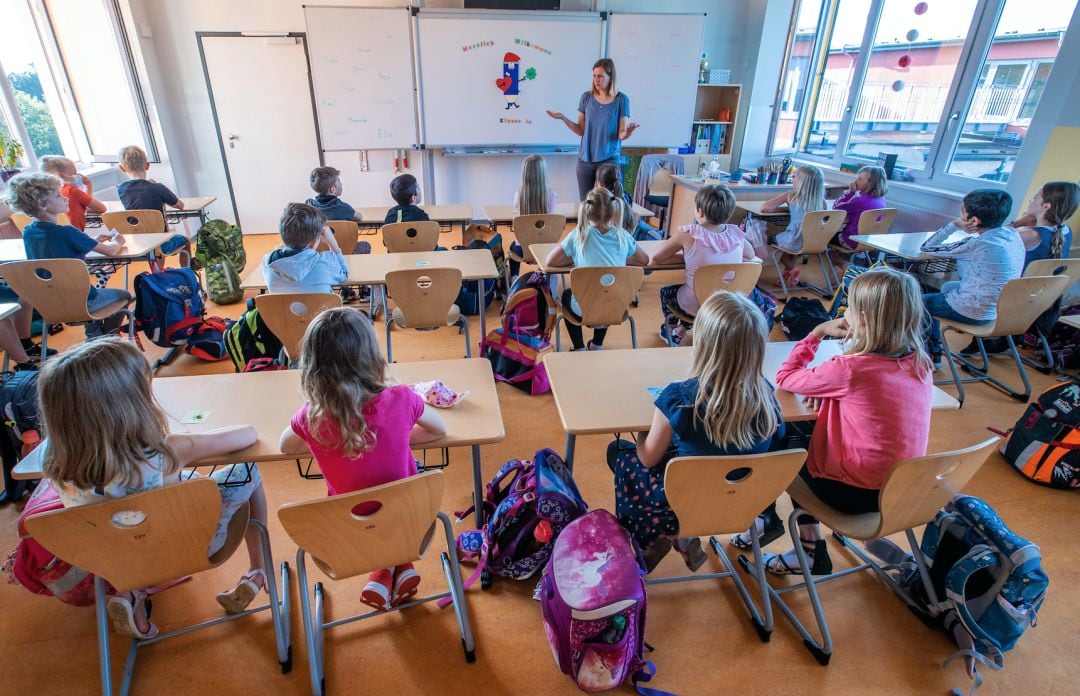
[
  {"xmin": 277, "ymin": 471, "xmax": 476, "ymax": 696},
  {"xmin": 507, "ymin": 214, "xmax": 565, "ymax": 288},
  {"xmin": 828, "ymin": 207, "xmax": 897, "ymax": 259},
  {"xmin": 381, "ymin": 220, "xmax": 441, "ymax": 253},
  {"xmin": 648, "ymin": 450, "xmax": 807, "ymax": 642},
  {"xmin": 325, "ymin": 220, "xmax": 360, "ymax": 255},
  {"xmin": 555, "ymin": 266, "xmax": 644, "ymax": 351},
  {"xmin": 24, "ymin": 478, "xmax": 291, "ymax": 696},
  {"xmin": 100, "ymin": 209, "xmax": 166, "ymax": 235},
  {"xmin": 383, "ymin": 267, "xmax": 469, "ymax": 363},
  {"xmin": 741, "ymin": 437, "xmax": 999, "ymax": 666},
  {"xmin": 0, "ymin": 258, "xmax": 135, "ymax": 357},
  {"xmin": 663, "ymin": 262, "xmax": 764, "ymax": 346},
  {"xmin": 11, "ymin": 212, "xmax": 71, "ymax": 231},
  {"xmin": 771, "ymin": 209, "xmax": 847, "ymax": 299},
  {"xmin": 254, "ymin": 292, "xmax": 342, "ymax": 362},
  {"xmin": 1020, "ymin": 258, "xmax": 1080, "ymax": 372},
  {"xmin": 938, "ymin": 275, "xmax": 1069, "ymax": 405},
  {"xmin": 645, "ymin": 166, "xmax": 674, "ymax": 232}
]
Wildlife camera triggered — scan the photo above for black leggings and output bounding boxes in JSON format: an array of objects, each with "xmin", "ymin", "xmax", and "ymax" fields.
[
  {"xmin": 766, "ymin": 465, "xmax": 880, "ymax": 526},
  {"xmin": 576, "ymin": 158, "xmax": 619, "ymax": 201},
  {"xmin": 561, "ymin": 288, "xmax": 607, "ymax": 351}
]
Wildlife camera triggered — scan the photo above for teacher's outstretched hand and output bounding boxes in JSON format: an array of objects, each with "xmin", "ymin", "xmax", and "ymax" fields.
[{"xmin": 548, "ymin": 58, "xmax": 638, "ymax": 201}]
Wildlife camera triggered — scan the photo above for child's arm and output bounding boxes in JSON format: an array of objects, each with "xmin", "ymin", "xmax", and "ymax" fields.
[
  {"xmin": 168, "ymin": 426, "xmax": 258, "ymax": 467},
  {"xmin": 86, "ymin": 196, "xmax": 107, "ymax": 215},
  {"xmin": 546, "ymin": 244, "xmax": 572, "ymax": 268},
  {"xmin": 741, "ymin": 239, "xmax": 759, "ymax": 262},
  {"xmin": 92, "ymin": 238, "xmax": 126, "ymax": 256},
  {"xmin": 1017, "ymin": 226, "xmax": 1041, "ymax": 251},
  {"xmin": 649, "ymin": 228, "xmax": 687, "ymax": 265},
  {"xmin": 410, "ymin": 404, "xmax": 447, "ymax": 446},
  {"xmin": 627, "ymin": 241, "xmax": 650, "ymax": 266},
  {"xmin": 774, "ymin": 326, "xmax": 853, "ymax": 399},
  {"xmin": 634, "ymin": 408, "xmax": 673, "ymax": 469},
  {"xmin": 279, "ymin": 424, "xmax": 308, "ymax": 455},
  {"xmin": 919, "ymin": 220, "xmax": 979, "ymax": 258},
  {"xmin": 760, "ymin": 191, "xmax": 793, "ymax": 213}
]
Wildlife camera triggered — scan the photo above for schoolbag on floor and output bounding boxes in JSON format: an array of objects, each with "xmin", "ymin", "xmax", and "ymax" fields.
[
  {"xmin": 0, "ymin": 370, "xmax": 42, "ymax": 459},
  {"xmin": 184, "ymin": 316, "xmax": 234, "ymax": 362},
  {"xmin": 896, "ymin": 495, "xmax": 1047, "ymax": 694},
  {"xmin": 480, "ymin": 271, "xmax": 557, "ymax": 395},
  {"xmin": 454, "ymin": 236, "xmax": 499, "ymax": 315},
  {"xmin": 133, "ymin": 267, "xmax": 206, "ymax": 348},
  {"xmin": 997, "ymin": 380, "xmax": 1080, "ymax": 489},
  {"xmin": 776, "ymin": 297, "xmax": 830, "ymax": 341},
  {"xmin": 193, "ymin": 220, "xmax": 246, "ymax": 305},
  {"xmin": 463, "ymin": 223, "xmax": 507, "ymax": 296},
  {"xmin": 540, "ymin": 509, "xmax": 666, "ymax": 694},
  {"xmin": 453, "ymin": 448, "xmax": 587, "ymax": 591},
  {"xmin": 1023, "ymin": 304, "xmax": 1080, "ymax": 372},
  {"xmin": 225, "ymin": 300, "xmax": 284, "ymax": 372}
]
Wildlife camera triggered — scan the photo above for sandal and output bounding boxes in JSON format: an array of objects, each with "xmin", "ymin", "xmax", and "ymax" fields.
[
  {"xmin": 216, "ymin": 568, "xmax": 265, "ymax": 614},
  {"xmin": 360, "ymin": 569, "xmax": 394, "ymax": 611},
  {"xmin": 673, "ymin": 537, "xmax": 707, "ymax": 572},
  {"xmin": 731, "ymin": 510, "xmax": 785, "ymax": 551},
  {"xmin": 764, "ymin": 540, "xmax": 833, "ymax": 576},
  {"xmin": 107, "ymin": 590, "xmax": 159, "ymax": 639},
  {"xmin": 391, "ymin": 563, "xmax": 421, "ymax": 607}
]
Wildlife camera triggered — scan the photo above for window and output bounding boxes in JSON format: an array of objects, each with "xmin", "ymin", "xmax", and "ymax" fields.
[{"xmin": 769, "ymin": 0, "xmax": 1078, "ymax": 188}]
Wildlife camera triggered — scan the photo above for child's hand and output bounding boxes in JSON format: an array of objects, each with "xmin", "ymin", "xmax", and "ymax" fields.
[
  {"xmin": 803, "ymin": 396, "xmax": 824, "ymax": 411},
  {"xmin": 811, "ymin": 317, "xmax": 849, "ymax": 340},
  {"xmin": 113, "ymin": 233, "xmax": 126, "ymax": 246},
  {"xmin": 953, "ymin": 215, "xmax": 980, "ymax": 233},
  {"xmin": 321, "ymin": 226, "xmax": 340, "ymax": 252}
]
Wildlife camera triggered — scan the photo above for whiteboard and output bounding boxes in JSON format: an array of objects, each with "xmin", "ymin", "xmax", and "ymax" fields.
[
  {"xmin": 304, "ymin": 6, "xmax": 418, "ymax": 150},
  {"xmin": 605, "ymin": 13, "xmax": 705, "ymax": 148},
  {"xmin": 417, "ymin": 11, "xmax": 603, "ymax": 147}
]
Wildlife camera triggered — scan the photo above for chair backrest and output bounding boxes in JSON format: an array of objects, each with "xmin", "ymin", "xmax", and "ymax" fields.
[
  {"xmin": 100, "ymin": 209, "xmax": 166, "ymax": 235},
  {"xmin": 855, "ymin": 207, "xmax": 897, "ymax": 236},
  {"xmin": 381, "ymin": 220, "xmax": 441, "ymax": 253},
  {"xmin": 0, "ymin": 258, "xmax": 95, "ymax": 323},
  {"xmin": 876, "ymin": 437, "xmax": 1000, "ymax": 537},
  {"xmin": 10, "ymin": 212, "xmax": 70, "ymax": 231},
  {"xmin": 512, "ymin": 214, "xmax": 566, "ymax": 263},
  {"xmin": 23, "ymin": 478, "xmax": 248, "ymax": 593},
  {"xmin": 254, "ymin": 292, "xmax": 342, "ymax": 360},
  {"xmin": 385, "ymin": 267, "xmax": 463, "ymax": 328},
  {"xmin": 568, "ymin": 266, "xmax": 645, "ymax": 326},
  {"xmin": 989, "ymin": 275, "xmax": 1070, "ymax": 336},
  {"xmin": 665, "ymin": 449, "xmax": 807, "ymax": 537},
  {"xmin": 799, "ymin": 210, "xmax": 848, "ymax": 254},
  {"xmin": 277, "ymin": 471, "xmax": 444, "ymax": 581},
  {"xmin": 1023, "ymin": 257, "xmax": 1080, "ymax": 282},
  {"xmin": 693, "ymin": 262, "xmax": 763, "ymax": 304},
  {"xmin": 325, "ymin": 220, "xmax": 359, "ymax": 255},
  {"xmin": 648, "ymin": 166, "xmax": 673, "ymax": 197}
]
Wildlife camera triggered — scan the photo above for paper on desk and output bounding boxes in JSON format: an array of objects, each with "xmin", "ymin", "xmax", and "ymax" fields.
[
  {"xmin": 766, "ymin": 340, "xmax": 840, "ymax": 390},
  {"xmin": 645, "ymin": 386, "xmax": 664, "ymax": 400}
]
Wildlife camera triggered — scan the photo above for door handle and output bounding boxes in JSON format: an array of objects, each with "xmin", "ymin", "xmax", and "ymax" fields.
[{"xmin": 226, "ymin": 133, "xmax": 238, "ymax": 148}]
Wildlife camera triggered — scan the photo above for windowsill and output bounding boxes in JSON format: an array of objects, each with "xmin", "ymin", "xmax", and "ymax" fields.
[{"xmin": 792, "ymin": 159, "xmax": 965, "ymax": 212}]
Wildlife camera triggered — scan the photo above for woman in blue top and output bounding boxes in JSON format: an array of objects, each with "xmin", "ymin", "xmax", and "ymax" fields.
[
  {"xmin": 607, "ymin": 291, "xmax": 785, "ymax": 572},
  {"xmin": 547, "ymin": 59, "xmax": 639, "ymax": 201}
]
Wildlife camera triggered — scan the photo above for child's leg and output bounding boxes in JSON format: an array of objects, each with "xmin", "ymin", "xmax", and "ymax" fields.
[
  {"xmin": 658, "ymin": 284, "xmax": 692, "ymax": 343},
  {"xmin": 0, "ymin": 318, "xmax": 30, "ymax": 364},
  {"xmin": 610, "ymin": 440, "xmax": 677, "ymax": 571},
  {"xmin": 922, "ymin": 283, "xmax": 990, "ymax": 360},
  {"xmin": 588, "ymin": 327, "xmax": 609, "ymax": 349},
  {"xmin": 203, "ymin": 465, "xmax": 269, "ymax": 613},
  {"xmin": 508, "ymin": 242, "xmax": 523, "ymax": 278},
  {"xmin": 561, "ymin": 288, "xmax": 586, "ymax": 350}
]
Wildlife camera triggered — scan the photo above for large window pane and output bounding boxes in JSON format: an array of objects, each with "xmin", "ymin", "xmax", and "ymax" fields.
[
  {"xmin": 0, "ymin": 0, "xmax": 67, "ymax": 159},
  {"xmin": 843, "ymin": 0, "xmax": 978, "ymax": 171},
  {"xmin": 800, "ymin": 0, "xmax": 872, "ymax": 159},
  {"xmin": 771, "ymin": 0, "xmax": 825, "ymax": 153},
  {"xmin": 946, "ymin": 0, "xmax": 1077, "ymax": 182}
]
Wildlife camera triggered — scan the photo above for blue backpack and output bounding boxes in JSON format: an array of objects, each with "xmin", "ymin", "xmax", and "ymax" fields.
[
  {"xmin": 133, "ymin": 267, "xmax": 206, "ymax": 348},
  {"xmin": 898, "ymin": 495, "xmax": 1047, "ymax": 694}
]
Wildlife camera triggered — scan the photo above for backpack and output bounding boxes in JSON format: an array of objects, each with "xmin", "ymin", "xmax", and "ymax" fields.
[
  {"xmin": 133, "ymin": 267, "xmax": 206, "ymax": 348},
  {"xmin": 194, "ymin": 220, "xmax": 246, "ymax": 305},
  {"xmin": 480, "ymin": 271, "xmax": 557, "ymax": 395},
  {"xmin": 0, "ymin": 370, "xmax": 42, "ymax": 458},
  {"xmin": 452, "ymin": 448, "xmax": 587, "ymax": 592},
  {"xmin": 463, "ymin": 223, "xmax": 507, "ymax": 296},
  {"xmin": 224, "ymin": 300, "xmax": 284, "ymax": 372},
  {"xmin": 184, "ymin": 316, "xmax": 234, "ymax": 362},
  {"xmin": 892, "ymin": 495, "xmax": 1047, "ymax": 695},
  {"xmin": 749, "ymin": 287, "xmax": 778, "ymax": 330},
  {"xmin": 827, "ymin": 261, "xmax": 887, "ymax": 318},
  {"xmin": 540, "ymin": 509, "xmax": 665, "ymax": 694},
  {"xmin": 1023, "ymin": 304, "xmax": 1080, "ymax": 371},
  {"xmin": 454, "ymin": 239, "xmax": 499, "ymax": 315},
  {"xmin": 996, "ymin": 380, "xmax": 1080, "ymax": 489},
  {"xmin": 776, "ymin": 297, "xmax": 830, "ymax": 341}
]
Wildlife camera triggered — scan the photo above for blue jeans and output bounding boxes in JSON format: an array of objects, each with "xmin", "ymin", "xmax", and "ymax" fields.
[{"xmin": 923, "ymin": 281, "xmax": 990, "ymax": 355}]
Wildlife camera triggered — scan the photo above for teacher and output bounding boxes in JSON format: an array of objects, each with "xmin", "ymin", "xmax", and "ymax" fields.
[{"xmin": 547, "ymin": 58, "xmax": 639, "ymax": 201}]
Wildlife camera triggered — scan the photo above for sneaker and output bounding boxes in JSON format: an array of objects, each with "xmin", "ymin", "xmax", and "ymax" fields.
[
  {"xmin": 391, "ymin": 563, "xmax": 421, "ymax": 606},
  {"xmin": 586, "ymin": 341, "xmax": 605, "ymax": 351},
  {"xmin": 360, "ymin": 568, "xmax": 394, "ymax": 611},
  {"xmin": 931, "ymin": 352, "xmax": 943, "ymax": 371},
  {"xmin": 22, "ymin": 343, "xmax": 57, "ymax": 361},
  {"xmin": 216, "ymin": 568, "xmax": 265, "ymax": 614}
]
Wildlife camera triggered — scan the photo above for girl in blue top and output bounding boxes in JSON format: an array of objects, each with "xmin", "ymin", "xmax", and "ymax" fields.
[
  {"xmin": 761, "ymin": 165, "xmax": 827, "ymax": 287},
  {"xmin": 546, "ymin": 59, "xmax": 639, "ymax": 200},
  {"xmin": 607, "ymin": 291, "xmax": 785, "ymax": 572},
  {"xmin": 545, "ymin": 187, "xmax": 649, "ymax": 351},
  {"xmin": 1014, "ymin": 181, "xmax": 1078, "ymax": 268}
]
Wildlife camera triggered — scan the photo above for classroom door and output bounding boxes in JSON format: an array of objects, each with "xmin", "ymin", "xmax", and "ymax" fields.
[{"xmin": 199, "ymin": 34, "xmax": 321, "ymax": 234}]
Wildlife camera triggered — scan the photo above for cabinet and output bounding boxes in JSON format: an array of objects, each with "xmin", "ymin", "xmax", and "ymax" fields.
[{"xmin": 690, "ymin": 84, "xmax": 741, "ymax": 155}]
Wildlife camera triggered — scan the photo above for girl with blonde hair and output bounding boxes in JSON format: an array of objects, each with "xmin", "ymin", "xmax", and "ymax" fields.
[
  {"xmin": 760, "ymin": 164, "xmax": 827, "ymax": 286},
  {"xmin": 509, "ymin": 154, "xmax": 559, "ymax": 278},
  {"xmin": 734, "ymin": 267, "xmax": 933, "ymax": 576},
  {"xmin": 608, "ymin": 291, "xmax": 784, "ymax": 572},
  {"xmin": 832, "ymin": 165, "xmax": 888, "ymax": 250},
  {"xmin": 40, "ymin": 339, "xmax": 267, "ymax": 639},
  {"xmin": 280, "ymin": 307, "xmax": 446, "ymax": 611}
]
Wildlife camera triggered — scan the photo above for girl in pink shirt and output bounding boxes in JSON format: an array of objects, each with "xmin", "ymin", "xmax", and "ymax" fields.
[
  {"xmin": 280, "ymin": 308, "xmax": 446, "ymax": 610},
  {"xmin": 732, "ymin": 268, "xmax": 932, "ymax": 575}
]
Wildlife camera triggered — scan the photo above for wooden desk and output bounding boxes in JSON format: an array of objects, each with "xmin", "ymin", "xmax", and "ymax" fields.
[
  {"xmin": 0, "ymin": 232, "xmax": 177, "ymax": 263},
  {"xmin": 12, "ymin": 359, "xmax": 505, "ymax": 519},
  {"xmin": 354, "ymin": 204, "xmax": 474, "ymax": 235},
  {"xmin": 669, "ymin": 176, "xmax": 796, "ymax": 232},
  {"xmin": 529, "ymin": 240, "xmax": 682, "ymax": 273},
  {"xmin": 481, "ymin": 201, "xmax": 653, "ymax": 230},
  {"xmin": 849, "ymin": 232, "xmax": 936, "ymax": 261},
  {"xmin": 241, "ymin": 248, "xmax": 498, "ymax": 338},
  {"xmin": 92, "ymin": 197, "xmax": 218, "ymax": 227},
  {"xmin": 736, "ymin": 200, "xmax": 836, "ymax": 218},
  {"xmin": 544, "ymin": 343, "xmax": 960, "ymax": 467}
]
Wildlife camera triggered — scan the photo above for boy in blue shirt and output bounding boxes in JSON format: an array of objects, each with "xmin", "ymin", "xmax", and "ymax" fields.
[{"xmin": 118, "ymin": 145, "xmax": 185, "ymax": 215}]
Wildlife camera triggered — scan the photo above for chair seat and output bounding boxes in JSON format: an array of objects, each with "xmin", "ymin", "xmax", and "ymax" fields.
[
  {"xmin": 507, "ymin": 250, "xmax": 529, "ymax": 264},
  {"xmin": 560, "ymin": 308, "xmax": 627, "ymax": 328},
  {"xmin": 829, "ymin": 242, "xmax": 867, "ymax": 254},
  {"xmin": 392, "ymin": 304, "xmax": 461, "ymax": 329},
  {"xmin": 644, "ymin": 195, "xmax": 669, "ymax": 207},
  {"xmin": 769, "ymin": 242, "xmax": 803, "ymax": 255},
  {"xmin": 87, "ymin": 299, "xmax": 132, "ymax": 322},
  {"xmin": 785, "ymin": 476, "xmax": 884, "ymax": 541},
  {"xmin": 937, "ymin": 316, "xmax": 1001, "ymax": 338}
]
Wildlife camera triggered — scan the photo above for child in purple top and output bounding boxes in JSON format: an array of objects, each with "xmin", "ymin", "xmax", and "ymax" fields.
[
  {"xmin": 832, "ymin": 165, "xmax": 888, "ymax": 249},
  {"xmin": 280, "ymin": 308, "xmax": 447, "ymax": 611}
]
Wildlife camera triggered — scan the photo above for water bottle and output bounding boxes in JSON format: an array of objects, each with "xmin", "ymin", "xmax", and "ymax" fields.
[{"xmin": 600, "ymin": 615, "xmax": 627, "ymax": 644}]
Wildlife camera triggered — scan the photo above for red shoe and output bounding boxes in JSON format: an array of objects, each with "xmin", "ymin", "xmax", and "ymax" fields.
[
  {"xmin": 391, "ymin": 563, "xmax": 421, "ymax": 607},
  {"xmin": 360, "ymin": 569, "xmax": 393, "ymax": 611}
]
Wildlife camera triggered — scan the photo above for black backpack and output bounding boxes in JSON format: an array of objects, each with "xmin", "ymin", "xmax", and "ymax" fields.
[
  {"xmin": 224, "ymin": 299, "xmax": 284, "ymax": 372},
  {"xmin": 0, "ymin": 371, "xmax": 42, "ymax": 456},
  {"xmin": 776, "ymin": 297, "xmax": 831, "ymax": 341}
]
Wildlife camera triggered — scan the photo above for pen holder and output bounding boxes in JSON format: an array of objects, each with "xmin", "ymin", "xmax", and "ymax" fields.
[
  {"xmin": 767, "ymin": 171, "xmax": 778, "ymax": 185},
  {"xmin": 757, "ymin": 167, "xmax": 766, "ymax": 184}
]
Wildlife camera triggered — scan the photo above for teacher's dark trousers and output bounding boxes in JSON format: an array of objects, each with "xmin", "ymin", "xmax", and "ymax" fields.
[{"xmin": 576, "ymin": 158, "xmax": 620, "ymax": 201}]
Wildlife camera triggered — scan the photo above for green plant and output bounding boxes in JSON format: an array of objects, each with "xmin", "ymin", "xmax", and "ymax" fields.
[{"xmin": 0, "ymin": 132, "xmax": 25, "ymax": 170}]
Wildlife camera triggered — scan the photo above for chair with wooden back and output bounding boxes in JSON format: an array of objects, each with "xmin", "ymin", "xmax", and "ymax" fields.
[
  {"xmin": 254, "ymin": 292, "xmax": 342, "ymax": 363},
  {"xmin": 100, "ymin": 209, "xmax": 167, "ymax": 235},
  {"xmin": 555, "ymin": 266, "xmax": 645, "ymax": 351},
  {"xmin": 770, "ymin": 209, "xmax": 847, "ymax": 299},
  {"xmin": 507, "ymin": 214, "xmax": 566, "ymax": 287},
  {"xmin": 743, "ymin": 437, "xmax": 1000, "ymax": 666},
  {"xmin": 11, "ymin": 211, "xmax": 71, "ymax": 231},
  {"xmin": 663, "ymin": 262, "xmax": 764, "ymax": 346},
  {"xmin": 650, "ymin": 449, "xmax": 806, "ymax": 641},
  {"xmin": 645, "ymin": 166, "xmax": 674, "ymax": 231},
  {"xmin": 325, "ymin": 220, "xmax": 360, "ymax": 255},
  {"xmin": 938, "ymin": 275, "xmax": 1069, "ymax": 405},
  {"xmin": 0, "ymin": 258, "xmax": 135, "ymax": 356},
  {"xmin": 381, "ymin": 220, "xmax": 441, "ymax": 253},
  {"xmin": 1019, "ymin": 258, "xmax": 1080, "ymax": 371},
  {"xmin": 277, "ymin": 471, "xmax": 476, "ymax": 694},
  {"xmin": 24, "ymin": 478, "xmax": 291, "ymax": 695},
  {"xmin": 383, "ymin": 267, "xmax": 469, "ymax": 363},
  {"xmin": 829, "ymin": 207, "xmax": 897, "ymax": 257}
]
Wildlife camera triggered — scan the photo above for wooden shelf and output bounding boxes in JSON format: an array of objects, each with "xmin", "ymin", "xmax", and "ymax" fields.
[
  {"xmin": 692, "ymin": 120, "xmax": 733, "ymax": 125},
  {"xmin": 691, "ymin": 84, "xmax": 741, "ymax": 155}
]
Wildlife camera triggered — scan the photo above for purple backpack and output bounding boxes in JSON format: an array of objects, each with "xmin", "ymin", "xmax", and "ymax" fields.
[
  {"xmin": 480, "ymin": 271, "xmax": 557, "ymax": 395},
  {"xmin": 540, "ymin": 510, "xmax": 668, "ymax": 694}
]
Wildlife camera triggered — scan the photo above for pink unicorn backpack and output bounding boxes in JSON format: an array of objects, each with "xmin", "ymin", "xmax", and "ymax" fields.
[{"xmin": 539, "ymin": 509, "xmax": 670, "ymax": 694}]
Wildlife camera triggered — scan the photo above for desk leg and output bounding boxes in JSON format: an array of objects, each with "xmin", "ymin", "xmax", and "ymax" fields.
[
  {"xmin": 477, "ymin": 279, "xmax": 487, "ymax": 341},
  {"xmin": 470, "ymin": 445, "xmax": 485, "ymax": 527},
  {"xmin": 564, "ymin": 433, "xmax": 576, "ymax": 471}
]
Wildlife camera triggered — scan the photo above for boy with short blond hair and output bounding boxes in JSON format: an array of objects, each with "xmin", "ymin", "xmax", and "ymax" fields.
[
  {"xmin": 40, "ymin": 156, "xmax": 106, "ymax": 231},
  {"xmin": 118, "ymin": 145, "xmax": 185, "ymax": 215}
]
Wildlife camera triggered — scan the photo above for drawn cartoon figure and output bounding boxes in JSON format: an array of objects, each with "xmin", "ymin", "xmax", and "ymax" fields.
[{"xmin": 496, "ymin": 51, "xmax": 522, "ymax": 109}]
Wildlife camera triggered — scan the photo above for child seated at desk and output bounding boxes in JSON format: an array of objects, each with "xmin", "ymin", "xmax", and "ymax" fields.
[
  {"xmin": 650, "ymin": 184, "xmax": 757, "ymax": 346},
  {"xmin": 508, "ymin": 154, "xmax": 557, "ymax": 278},
  {"xmin": 262, "ymin": 202, "xmax": 348, "ymax": 295},
  {"xmin": 280, "ymin": 308, "xmax": 446, "ymax": 611},
  {"xmin": 384, "ymin": 174, "xmax": 429, "ymax": 224},
  {"xmin": 117, "ymin": 145, "xmax": 184, "ymax": 216},
  {"xmin": 919, "ymin": 189, "xmax": 1023, "ymax": 367},
  {"xmin": 595, "ymin": 162, "xmax": 659, "ymax": 242},
  {"xmin": 306, "ymin": 166, "xmax": 370, "ymax": 258},
  {"xmin": 40, "ymin": 156, "xmax": 106, "ymax": 231},
  {"xmin": 1013, "ymin": 181, "xmax": 1078, "ymax": 268},
  {"xmin": 761, "ymin": 165, "xmax": 827, "ymax": 287},
  {"xmin": 831, "ymin": 165, "xmax": 888, "ymax": 250},
  {"xmin": 544, "ymin": 187, "xmax": 648, "ymax": 351},
  {"xmin": 5, "ymin": 173, "xmax": 130, "ymax": 339}
]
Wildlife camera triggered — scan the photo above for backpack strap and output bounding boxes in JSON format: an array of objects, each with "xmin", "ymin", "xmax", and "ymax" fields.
[
  {"xmin": 631, "ymin": 661, "xmax": 678, "ymax": 696},
  {"xmin": 945, "ymin": 548, "xmax": 1013, "ymax": 652}
]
